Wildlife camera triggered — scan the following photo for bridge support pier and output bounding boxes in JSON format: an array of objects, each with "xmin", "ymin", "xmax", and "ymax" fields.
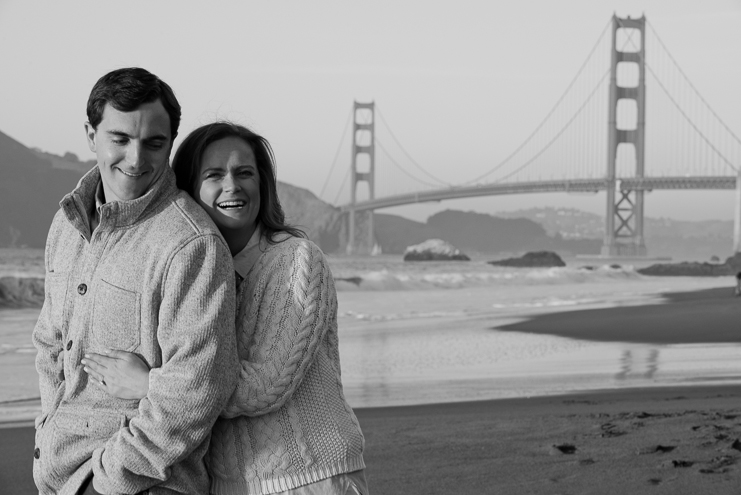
[
  {"xmin": 601, "ymin": 14, "xmax": 648, "ymax": 257},
  {"xmin": 345, "ymin": 101, "xmax": 377, "ymax": 255}
]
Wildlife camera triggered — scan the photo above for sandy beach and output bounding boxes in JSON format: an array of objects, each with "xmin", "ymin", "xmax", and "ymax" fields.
[{"xmin": 1, "ymin": 262, "xmax": 740, "ymax": 493}]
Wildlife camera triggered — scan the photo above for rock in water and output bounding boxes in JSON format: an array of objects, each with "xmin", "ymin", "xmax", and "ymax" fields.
[
  {"xmin": 637, "ymin": 261, "xmax": 733, "ymax": 277},
  {"xmin": 488, "ymin": 251, "xmax": 566, "ymax": 268},
  {"xmin": 403, "ymin": 239, "xmax": 470, "ymax": 261}
]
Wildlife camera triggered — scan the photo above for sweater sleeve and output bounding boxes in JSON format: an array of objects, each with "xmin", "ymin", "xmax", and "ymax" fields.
[
  {"xmin": 221, "ymin": 240, "xmax": 336, "ymax": 418},
  {"xmin": 32, "ymin": 216, "xmax": 65, "ymax": 423},
  {"xmin": 90, "ymin": 234, "xmax": 239, "ymax": 494}
]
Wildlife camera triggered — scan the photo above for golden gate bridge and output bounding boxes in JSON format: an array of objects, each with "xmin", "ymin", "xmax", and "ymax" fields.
[{"xmin": 319, "ymin": 16, "xmax": 741, "ymax": 256}]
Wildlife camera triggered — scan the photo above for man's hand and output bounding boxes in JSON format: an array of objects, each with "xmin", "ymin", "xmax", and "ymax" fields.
[{"xmin": 82, "ymin": 350, "xmax": 150, "ymax": 400}]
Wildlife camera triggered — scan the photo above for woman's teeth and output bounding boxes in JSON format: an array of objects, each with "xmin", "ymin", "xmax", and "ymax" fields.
[{"xmin": 218, "ymin": 201, "xmax": 245, "ymax": 210}]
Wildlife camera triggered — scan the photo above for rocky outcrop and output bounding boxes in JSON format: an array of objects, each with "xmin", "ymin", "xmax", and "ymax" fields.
[
  {"xmin": 637, "ymin": 253, "xmax": 741, "ymax": 277},
  {"xmin": 637, "ymin": 262, "xmax": 732, "ymax": 277},
  {"xmin": 488, "ymin": 251, "xmax": 566, "ymax": 268},
  {"xmin": 403, "ymin": 239, "xmax": 470, "ymax": 261}
]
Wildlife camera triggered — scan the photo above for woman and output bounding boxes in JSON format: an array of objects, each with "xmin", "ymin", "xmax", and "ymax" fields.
[{"xmin": 81, "ymin": 122, "xmax": 368, "ymax": 495}]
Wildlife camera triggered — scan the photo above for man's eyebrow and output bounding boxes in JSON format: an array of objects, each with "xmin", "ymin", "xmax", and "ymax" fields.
[
  {"xmin": 106, "ymin": 130, "xmax": 132, "ymax": 138},
  {"xmin": 104, "ymin": 130, "xmax": 169, "ymax": 141}
]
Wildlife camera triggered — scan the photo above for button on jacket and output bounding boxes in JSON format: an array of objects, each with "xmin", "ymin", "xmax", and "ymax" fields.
[{"xmin": 32, "ymin": 164, "xmax": 239, "ymax": 495}]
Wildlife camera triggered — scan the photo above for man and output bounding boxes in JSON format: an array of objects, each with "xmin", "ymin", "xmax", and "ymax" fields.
[{"xmin": 32, "ymin": 67, "xmax": 238, "ymax": 495}]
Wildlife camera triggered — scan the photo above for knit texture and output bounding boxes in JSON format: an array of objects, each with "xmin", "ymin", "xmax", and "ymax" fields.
[
  {"xmin": 32, "ymin": 165, "xmax": 239, "ymax": 495},
  {"xmin": 208, "ymin": 236, "xmax": 365, "ymax": 495}
]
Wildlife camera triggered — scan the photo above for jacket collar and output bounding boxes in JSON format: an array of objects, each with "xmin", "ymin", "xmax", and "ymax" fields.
[{"xmin": 60, "ymin": 164, "xmax": 179, "ymax": 236}]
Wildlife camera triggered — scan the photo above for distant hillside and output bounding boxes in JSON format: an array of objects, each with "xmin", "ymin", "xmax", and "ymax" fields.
[
  {"xmin": 0, "ymin": 129, "xmax": 345, "ymax": 251},
  {"xmin": 31, "ymin": 148, "xmax": 95, "ymax": 173},
  {"xmin": 277, "ymin": 182, "xmax": 342, "ymax": 253},
  {"xmin": 0, "ymin": 131, "xmax": 83, "ymax": 248},
  {"xmin": 496, "ymin": 207, "xmax": 734, "ymax": 260}
]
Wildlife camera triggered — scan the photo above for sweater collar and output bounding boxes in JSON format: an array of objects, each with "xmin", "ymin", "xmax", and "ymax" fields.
[
  {"xmin": 60, "ymin": 163, "xmax": 178, "ymax": 236},
  {"xmin": 233, "ymin": 227, "xmax": 293, "ymax": 279},
  {"xmin": 233, "ymin": 225, "xmax": 265, "ymax": 279}
]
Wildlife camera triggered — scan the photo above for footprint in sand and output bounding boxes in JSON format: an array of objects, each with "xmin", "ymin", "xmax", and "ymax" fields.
[
  {"xmin": 636, "ymin": 444, "xmax": 676, "ymax": 455},
  {"xmin": 549, "ymin": 444, "xmax": 577, "ymax": 455},
  {"xmin": 699, "ymin": 454, "xmax": 737, "ymax": 474}
]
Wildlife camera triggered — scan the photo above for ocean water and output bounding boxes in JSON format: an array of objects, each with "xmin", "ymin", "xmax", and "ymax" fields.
[
  {"xmin": 1, "ymin": 250, "xmax": 740, "ymax": 411},
  {"xmin": 329, "ymin": 255, "xmax": 741, "ymax": 407}
]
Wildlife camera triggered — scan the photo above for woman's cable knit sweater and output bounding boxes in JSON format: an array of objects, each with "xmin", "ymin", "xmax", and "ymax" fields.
[{"xmin": 207, "ymin": 235, "xmax": 365, "ymax": 495}]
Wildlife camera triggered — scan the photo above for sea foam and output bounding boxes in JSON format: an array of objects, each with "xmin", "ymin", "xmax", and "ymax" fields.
[{"xmin": 332, "ymin": 261, "xmax": 642, "ymax": 292}]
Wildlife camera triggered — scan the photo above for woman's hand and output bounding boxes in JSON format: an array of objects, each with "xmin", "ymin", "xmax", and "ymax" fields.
[{"xmin": 81, "ymin": 350, "xmax": 151, "ymax": 400}]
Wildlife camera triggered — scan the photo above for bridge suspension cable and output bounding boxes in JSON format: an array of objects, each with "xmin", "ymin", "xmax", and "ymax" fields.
[
  {"xmin": 493, "ymin": 69, "xmax": 610, "ymax": 183},
  {"xmin": 374, "ymin": 136, "xmax": 446, "ymax": 188},
  {"xmin": 375, "ymin": 105, "xmax": 451, "ymax": 187},
  {"xmin": 319, "ymin": 107, "xmax": 353, "ymax": 200},
  {"xmin": 461, "ymin": 19, "xmax": 612, "ymax": 185},
  {"xmin": 647, "ymin": 21, "xmax": 741, "ymax": 147},
  {"xmin": 619, "ymin": 20, "xmax": 738, "ymax": 173},
  {"xmin": 645, "ymin": 64, "xmax": 737, "ymax": 173}
]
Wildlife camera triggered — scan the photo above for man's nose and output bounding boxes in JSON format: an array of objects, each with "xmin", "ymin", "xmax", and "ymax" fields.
[{"xmin": 125, "ymin": 143, "xmax": 144, "ymax": 168}]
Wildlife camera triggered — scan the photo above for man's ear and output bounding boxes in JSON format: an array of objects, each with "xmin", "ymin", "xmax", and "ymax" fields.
[{"xmin": 84, "ymin": 122, "xmax": 97, "ymax": 152}]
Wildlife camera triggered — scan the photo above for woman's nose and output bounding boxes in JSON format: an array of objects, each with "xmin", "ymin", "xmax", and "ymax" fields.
[{"xmin": 223, "ymin": 174, "xmax": 241, "ymax": 192}]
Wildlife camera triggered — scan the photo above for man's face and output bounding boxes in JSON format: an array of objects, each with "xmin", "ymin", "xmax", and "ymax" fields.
[{"xmin": 85, "ymin": 100, "xmax": 172, "ymax": 202}]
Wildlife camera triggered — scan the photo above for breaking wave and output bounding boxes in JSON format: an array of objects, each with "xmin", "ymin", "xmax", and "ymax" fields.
[{"xmin": 332, "ymin": 263, "xmax": 644, "ymax": 291}]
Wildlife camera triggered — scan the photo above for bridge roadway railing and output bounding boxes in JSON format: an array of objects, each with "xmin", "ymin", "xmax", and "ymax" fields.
[{"xmin": 340, "ymin": 176, "xmax": 736, "ymax": 213}]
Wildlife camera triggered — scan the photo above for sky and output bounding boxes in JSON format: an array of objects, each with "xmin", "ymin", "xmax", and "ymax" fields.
[{"xmin": 1, "ymin": 0, "xmax": 740, "ymax": 223}]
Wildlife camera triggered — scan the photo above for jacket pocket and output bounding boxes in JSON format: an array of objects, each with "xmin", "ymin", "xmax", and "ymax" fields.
[{"xmin": 91, "ymin": 279, "xmax": 141, "ymax": 352}]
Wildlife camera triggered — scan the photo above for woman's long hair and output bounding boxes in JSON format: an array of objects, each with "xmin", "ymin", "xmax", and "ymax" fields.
[{"xmin": 172, "ymin": 121, "xmax": 305, "ymax": 243}]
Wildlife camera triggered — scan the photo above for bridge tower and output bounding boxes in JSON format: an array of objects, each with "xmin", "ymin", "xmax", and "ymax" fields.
[
  {"xmin": 346, "ymin": 101, "xmax": 376, "ymax": 255},
  {"xmin": 602, "ymin": 14, "xmax": 648, "ymax": 257}
]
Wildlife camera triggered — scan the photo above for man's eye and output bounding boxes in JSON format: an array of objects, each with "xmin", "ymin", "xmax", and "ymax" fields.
[
  {"xmin": 112, "ymin": 139, "xmax": 128, "ymax": 145},
  {"xmin": 146, "ymin": 142, "xmax": 164, "ymax": 150}
]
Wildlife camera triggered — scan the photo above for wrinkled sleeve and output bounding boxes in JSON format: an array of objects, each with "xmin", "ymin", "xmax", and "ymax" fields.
[
  {"xmin": 222, "ymin": 241, "xmax": 336, "ymax": 418},
  {"xmin": 91, "ymin": 234, "xmax": 238, "ymax": 494}
]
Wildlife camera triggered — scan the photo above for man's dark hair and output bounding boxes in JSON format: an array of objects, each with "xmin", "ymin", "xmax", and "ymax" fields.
[
  {"xmin": 172, "ymin": 121, "xmax": 305, "ymax": 243},
  {"xmin": 86, "ymin": 67, "xmax": 181, "ymax": 139}
]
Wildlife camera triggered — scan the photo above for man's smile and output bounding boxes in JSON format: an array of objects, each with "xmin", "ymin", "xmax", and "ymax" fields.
[{"xmin": 117, "ymin": 167, "xmax": 147, "ymax": 178}]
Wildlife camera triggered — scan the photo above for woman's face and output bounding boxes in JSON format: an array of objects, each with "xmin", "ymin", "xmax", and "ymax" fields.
[{"xmin": 196, "ymin": 136, "xmax": 261, "ymax": 237}]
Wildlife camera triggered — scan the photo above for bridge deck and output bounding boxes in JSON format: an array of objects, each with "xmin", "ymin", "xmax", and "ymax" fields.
[{"xmin": 341, "ymin": 176, "xmax": 737, "ymax": 212}]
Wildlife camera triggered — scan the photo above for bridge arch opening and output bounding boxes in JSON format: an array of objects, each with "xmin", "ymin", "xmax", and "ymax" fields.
[
  {"xmin": 616, "ymin": 61, "xmax": 639, "ymax": 88},
  {"xmin": 355, "ymin": 129, "xmax": 372, "ymax": 147},
  {"xmin": 616, "ymin": 27, "xmax": 641, "ymax": 52},
  {"xmin": 616, "ymin": 99, "xmax": 638, "ymax": 130},
  {"xmin": 616, "ymin": 142, "xmax": 638, "ymax": 178}
]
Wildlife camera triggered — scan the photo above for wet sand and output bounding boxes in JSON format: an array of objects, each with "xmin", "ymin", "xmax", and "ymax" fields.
[{"xmin": 357, "ymin": 386, "xmax": 741, "ymax": 494}]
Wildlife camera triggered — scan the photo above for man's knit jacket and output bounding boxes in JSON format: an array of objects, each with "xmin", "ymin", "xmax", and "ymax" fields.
[
  {"xmin": 32, "ymin": 165, "xmax": 239, "ymax": 495},
  {"xmin": 207, "ymin": 235, "xmax": 365, "ymax": 495}
]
